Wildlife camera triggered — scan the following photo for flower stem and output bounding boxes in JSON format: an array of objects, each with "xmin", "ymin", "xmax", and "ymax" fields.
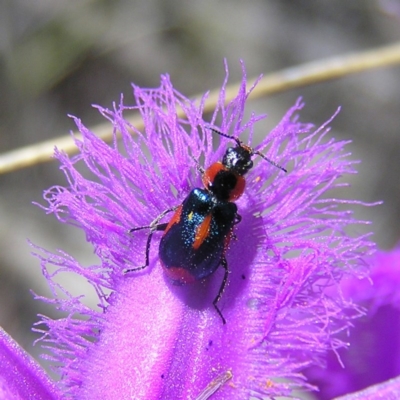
[{"xmin": 2, "ymin": 41, "xmax": 400, "ymax": 175}]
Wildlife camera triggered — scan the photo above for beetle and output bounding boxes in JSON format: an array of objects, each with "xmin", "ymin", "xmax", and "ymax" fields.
[{"xmin": 126, "ymin": 128, "xmax": 286, "ymax": 324}]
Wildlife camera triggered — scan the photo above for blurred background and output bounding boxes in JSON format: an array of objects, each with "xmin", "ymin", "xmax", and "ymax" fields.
[{"xmin": 1, "ymin": 0, "xmax": 399, "ymax": 397}]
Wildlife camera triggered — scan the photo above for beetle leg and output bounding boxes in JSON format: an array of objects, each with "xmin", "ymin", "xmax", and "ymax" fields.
[
  {"xmin": 189, "ymin": 154, "xmax": 205, "ymax": 174},
  {"xmin": 125, "ymin": 206, "xmax": 177, "ymax": 274},
  {"xmin": 129, "ymin": 206, "xmax": 177, "ymax": 233},
  {"xmin": 124, "ymin": 230, "xmax": 155, "ymax": 273},
  {"xmin": 213, "ymin": 257, "xmax": 229, "ymax": 325}
]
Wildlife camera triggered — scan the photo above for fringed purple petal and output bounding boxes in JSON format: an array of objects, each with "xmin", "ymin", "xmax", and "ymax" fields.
[{"xmin": 33, "ymin": 62, "xmax": 376, "ymax": 398}]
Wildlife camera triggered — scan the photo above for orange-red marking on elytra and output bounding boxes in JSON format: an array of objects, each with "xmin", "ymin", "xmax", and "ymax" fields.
[
  {"xmin": 163, "ymin": 266, "xmax": 197, "ymax": 284},
  {"xmin": 193, "ymin": 213, "xmax": 212, "ymax": 250},
  {"xmin": 164, "ymin": 205, "xmax": 183, "ymax": 235}
]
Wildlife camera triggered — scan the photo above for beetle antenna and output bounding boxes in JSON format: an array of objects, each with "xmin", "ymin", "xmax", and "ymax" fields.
[
  {"xmin": 254, "ymin": 150, "xmax": 287, "ymax": 173},
  {"xmin": 208, "ymin": 126, "xmax": 287, "ymax": 173},
  {"xmin": 208, "ymin": 127, "xmax": 241, "ymax": 146}
]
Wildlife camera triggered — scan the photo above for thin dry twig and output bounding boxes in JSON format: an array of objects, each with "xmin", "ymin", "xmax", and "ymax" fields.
[{"xmin": 2, "ymin": 41, "xmax": 400, "ymax": 175}]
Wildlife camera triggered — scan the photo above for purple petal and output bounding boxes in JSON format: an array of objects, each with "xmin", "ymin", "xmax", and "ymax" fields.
[
  {"xmin": 342, "ymin": 244, "xmax": 400, "ymax": 310},
  {"xmin": 332, "ymin": 375, "xmax": 400, "ymax": 400},
  {"xmin": 307, "ymin": 245, "xmax": 400, "ymax": 398},
  {"xmin": 33, "ymin": 62, "xmax": 376, "ymax": 398},
  {"xmin": 0, "ymin": 327, "xmax": 60, "ymax": 399}
]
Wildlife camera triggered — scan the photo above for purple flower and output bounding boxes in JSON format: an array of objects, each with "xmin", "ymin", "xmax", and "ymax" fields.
[
  {"xmin": 333, "ymin": 376, "xmax": 400, "ymax": 400},
  {"xmin": 0, "ymin": 63, "xmax": 379, "ymax": 398},
  {"xmin": 308, "ymin": 244, "xmax": 400, "ymax": 399}
]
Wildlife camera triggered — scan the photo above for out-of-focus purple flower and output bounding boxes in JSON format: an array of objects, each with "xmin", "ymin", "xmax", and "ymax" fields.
[
  {"xmin": 333, "ymin": 375, "xmax": 400, "ymax": 400},
  {"xmin": 28, "ymin": 62, "xmax": 376, "ymax": 399},
  {"xmin": 308, "ymin": 244, "xmax": 400, "ymax": 399}
]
